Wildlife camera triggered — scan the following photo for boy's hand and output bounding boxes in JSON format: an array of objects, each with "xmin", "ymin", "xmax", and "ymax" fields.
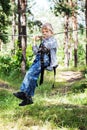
[
  {"xmin": 34, "ymin": 36, "xmax": 42, "ymax": 41},
  {"xmin": 33, "ymin": 36, "xmax": 42, "ymax": 46}
]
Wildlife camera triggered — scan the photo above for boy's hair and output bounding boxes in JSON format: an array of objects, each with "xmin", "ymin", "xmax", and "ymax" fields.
[{"xmin": 41, "ymin": 23, "xmax": 54, "ymax": 33}]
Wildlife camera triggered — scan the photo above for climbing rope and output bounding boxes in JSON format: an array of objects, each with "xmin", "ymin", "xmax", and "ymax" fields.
[{"xmin": 0, "ymin": 27, "xmax": 87, "ymax": 37}]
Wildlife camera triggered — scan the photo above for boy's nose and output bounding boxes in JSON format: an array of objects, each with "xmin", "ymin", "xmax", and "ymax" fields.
[{"xmin": 43, "ymin": 32, "xmax": 46, "ymax": 35}]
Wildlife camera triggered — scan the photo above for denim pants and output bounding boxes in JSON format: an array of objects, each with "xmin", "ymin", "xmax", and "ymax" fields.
[{"xmin": 20, "ymin": 54, "xmax": 49, "ymax": 97}]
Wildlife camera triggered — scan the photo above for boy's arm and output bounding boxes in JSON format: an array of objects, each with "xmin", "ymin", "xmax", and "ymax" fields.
[
  {"xmin": 32, "ymin": 45, "xmax": 39, "ymax": 55},
  {"xmin": 48, "ymin": 38, "xmax": 58, "ymax": 67},
  {"xmin": 32, "ymin": 36, "xmax": 41, "ymax": 55}
]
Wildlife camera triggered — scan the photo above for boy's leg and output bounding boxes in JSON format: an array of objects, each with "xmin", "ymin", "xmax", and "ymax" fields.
[
  {"xmin": 20, "ymin": 59, "xmax": 41, "ymax": 96},
  {"xmin": 13, "ymin": 59, "xmax": 41, "ymax": 106}
]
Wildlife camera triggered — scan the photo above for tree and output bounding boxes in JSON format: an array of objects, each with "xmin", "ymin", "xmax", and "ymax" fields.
[
  {"xmin": 63, "ymin": 0, "xmax": 70, "ymax": 67},
  {"xmin": 0, "ymin": 0, "xmax": 11, "ymax": 44},
  {"xmin": 70, "ymin": 0, "xmax": 78, "ymax": 67},
  {"xmin": 85, "ymin": 0, "xmax": 87, "ymax": 65},
  {"xmin": 51, "ymin": 0, "xmax": 79, "ymax": 67},
  {"xmin": 11, "ymin": 0, "xmax": 16, "ymax": 52},
  {"xmin": 18, "ymin": 0, "xmax": 27, "ymax": 74},
  {"xmin": 51, "ymin": 0, "xmax": 74, "ymax": 67}
]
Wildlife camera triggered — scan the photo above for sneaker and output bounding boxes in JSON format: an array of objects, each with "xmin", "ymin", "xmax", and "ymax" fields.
[
  {"xmin": 19, "ymin": 97, "xmax": 33, "ymax": 106},
  {"xmin": 13, "ymin": 92, "xmax": 27, "ymax": 100}
]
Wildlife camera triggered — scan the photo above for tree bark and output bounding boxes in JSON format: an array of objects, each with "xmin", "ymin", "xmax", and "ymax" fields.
[
  {"xmin": 12, "ymin": 0, "xmax": 16, "ymax": 53},
  {"xmin": 85, "ymin": 0, "xmax": 87, "ymax": 65},
  {"xmin": 64, "ymin": 15, "xmax": 69, "ymax": 67},
  {"xmin": 71, "ymin": 1, "xmax": 78, "ymax": 67},
  {"xmin": 72, "ymin": 14, "xmax": 78, "ymax": 67},
  {"xmin": 18, "ymin": 0, "xmax": 22, "ymax": 48},
  {"xmin": 18, "ymin": 0, "xmax": 27, "ymax": 74},
  {"xmin": 0, "ymin": 40, "xmax": 2, "ymax": 51}
]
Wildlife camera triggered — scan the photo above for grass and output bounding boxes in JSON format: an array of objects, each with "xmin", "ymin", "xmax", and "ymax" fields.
[{"xmin": 0, "ymin": 68, "xmax": 87, "ymax": 130}]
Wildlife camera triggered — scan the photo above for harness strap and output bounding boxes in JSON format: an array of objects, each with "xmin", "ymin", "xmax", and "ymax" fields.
[
  {"xmin": 39, "ymin": 44, "xmax": 57, "ymax": 86},
  {"xmin": 52, "ymin": 67, "xmax": 56, "ymax": 88},
  {"xmin": 39, "ymin": 44, "xmax": 50, "ymax": 85},
  {"xmin": 39, "ymin": 53, "xmax": 44, "ymax": 85},
  {"xmin": 39, "ymin": 67, "xmax": 44, "ymax": 85}
]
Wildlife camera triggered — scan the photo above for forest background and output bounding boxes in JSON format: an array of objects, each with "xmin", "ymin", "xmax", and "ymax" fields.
[
  {"xmin": 0, "ymin": 0, "xmax": 87, "ymax": 75},
  {"xmin": 0, "ymin": 0, "xmax": 87, "ymax": 130}
]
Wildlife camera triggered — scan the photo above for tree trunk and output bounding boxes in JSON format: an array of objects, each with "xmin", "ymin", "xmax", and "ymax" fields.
[
  {"xmin": 73, "ymin": 17, "xmax": 78, "ymax": 67},
  {"xmin": 72, "ymin": 1, "xmax": 78, "ymax": 67},
  {"xmin": 85, "ymin": 0, "xmax": 87, "ymax": 65},
  {"xmin": 18, "ymin": 0, "xmax": 22, "ymax": 48},
  {"xmin": 0, "ymin": 40, "xmax": 2, "ymax": 51},
  {"xmin": 64, "ymin": 15, "xmax": 69, "ymax": 67},
  {"xmin": 12, "ymin": 0, "xmax": 16, "ymax": 53},
  {"xmin": 18, "ymin": 0, "xmax": 27, "ymax": 74}
]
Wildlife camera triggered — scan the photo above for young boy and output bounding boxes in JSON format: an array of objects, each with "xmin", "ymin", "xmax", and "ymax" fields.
[{"xmin": 13, "ymin": 23, "xmax": 58, "ymax": 106}]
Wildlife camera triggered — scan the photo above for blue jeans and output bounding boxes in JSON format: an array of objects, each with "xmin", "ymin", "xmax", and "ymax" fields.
[{"xmin": 20, "ymin": 54, "xmax": 49, "ymax": 97}]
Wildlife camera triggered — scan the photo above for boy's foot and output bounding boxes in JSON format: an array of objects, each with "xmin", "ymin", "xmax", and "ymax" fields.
[
  {"xmin": 13, "ymin": 92, "xmax": 26, "ymax": 100},
  {"xmin": 19, "ymin": 97, "xmax": 33, "ymax": 106}
]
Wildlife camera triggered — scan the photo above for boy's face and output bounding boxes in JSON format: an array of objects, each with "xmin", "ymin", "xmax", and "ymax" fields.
[{"xmin": 41, "ymin": 27, "xmax": 53, "ymax": 39}]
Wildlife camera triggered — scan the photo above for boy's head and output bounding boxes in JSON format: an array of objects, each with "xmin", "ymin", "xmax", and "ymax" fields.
[{"xmin": 41, "ymin": 23, "xmax": 54, "ymax": 39}]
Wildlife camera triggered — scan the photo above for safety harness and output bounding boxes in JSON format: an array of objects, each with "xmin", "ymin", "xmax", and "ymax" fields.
[{"xmin": 38, "ymin": 44, "xmax": 57, "ymax": 87}]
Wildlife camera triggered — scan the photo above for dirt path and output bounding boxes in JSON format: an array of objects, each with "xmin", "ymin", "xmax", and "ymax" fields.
[{"xmin": 57, "ymin": 71, "xmax": 83, "ymax": 82}]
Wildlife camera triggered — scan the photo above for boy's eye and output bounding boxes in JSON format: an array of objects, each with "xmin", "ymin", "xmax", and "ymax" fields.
[
  {"xmin": 42, "ymin": 30, "xmax": 49, "ymax": 33},
  {"xmin": 42, "ymin": 28, "xmax": 49, "ymax": 33}
]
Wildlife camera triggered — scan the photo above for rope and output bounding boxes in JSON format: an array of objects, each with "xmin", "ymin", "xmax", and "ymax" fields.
[
  {"xmin": 54, "ymin": 27, "xmax": 87, "ymax": 36},
  {"xmin": 0, "ymin": 27, "xmax": 86, "ymax": 37}
]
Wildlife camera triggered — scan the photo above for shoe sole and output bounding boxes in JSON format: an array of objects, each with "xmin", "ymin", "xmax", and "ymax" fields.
[
  {"xmin": 13, "ymin": 93, "xmax": 26, "ymax": 100},
  {"xmin": 19, "ymin": 102, "xmax": 33, "ymax": 106}
]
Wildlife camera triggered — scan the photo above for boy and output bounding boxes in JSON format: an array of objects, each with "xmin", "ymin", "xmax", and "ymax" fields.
[{"xmin": 13, "ymin": 23, "xmax": 58, "ymax": 106}]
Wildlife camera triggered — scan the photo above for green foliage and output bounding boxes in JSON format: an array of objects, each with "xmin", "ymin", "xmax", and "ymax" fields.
[
  {"xmin": 0, "ymin": 0, "xmax": 11, "ymax": 43},
  {"xmin": 0, "ymin": 0, "xmax": 11, "ymax": 15},
  {"xmin": 0, "ymin": 55, "xmax": 11, "ymax": 75},
  {"xmin": 28, "ymin": 20, "xmax": 42, "ymax": 33},
  {"xmin": 53, "ymin": 1, "xmax": 77, "ymax": 17},
  {"xmin": 71, "ymin": 82, "xmax": 87, "ymax": 93},
  {"xmin": 0, "ymin": 43, "xmax": 34, "ymax": 77},
  {"xmin": 0, "ymin": 12, "xmax": 8, "ymax": 43},
  {"xmin": 79, "ymin": 24, "xmax": 85, "ymax": 35},
  {"xmin": 26, "ymin": 44, "xmax": 34, "ymax": 69},
  {"xmin": 0, "ymin": 53, "xmax": 21, "ymax": 76},
  {"xmin": 77, "ymin": 44, "xmax": 85, "ymax": 66}
]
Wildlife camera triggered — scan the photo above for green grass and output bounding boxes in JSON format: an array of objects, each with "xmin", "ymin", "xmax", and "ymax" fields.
[
  {"xmin": 0, "ymin": 69, "xmax": 87, "ymax": 130},
  {"xmin": 0, "ymin": 70, "xmax": 24, "ymax": 90}
]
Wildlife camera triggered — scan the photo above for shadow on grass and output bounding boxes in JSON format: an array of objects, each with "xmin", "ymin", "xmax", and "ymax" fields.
[
  {"xmin": 12, "ymin": 99, "xmax": 87, "ymax": 130},
  {"xmin": 1, "ymin": 81, "xmax": 87, "ymax": 130}
]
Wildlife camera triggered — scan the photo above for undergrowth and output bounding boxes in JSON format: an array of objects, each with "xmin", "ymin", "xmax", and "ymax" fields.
[{"xmin": 0, "ymin": 68, "xmax": 87, "ymax": 130}]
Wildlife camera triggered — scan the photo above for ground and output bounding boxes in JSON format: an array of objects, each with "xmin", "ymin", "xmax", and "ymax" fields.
[
  {"xmin": 0, "ymin": 70, "xmax": 83, "ymax": 88},
  {"xmin": 57, "ymin": 71, "xmax": 83, "ymax": 82},
  {"xmin": 0, "ymin": 70, "xmax": 86, "ymax": 130}
]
